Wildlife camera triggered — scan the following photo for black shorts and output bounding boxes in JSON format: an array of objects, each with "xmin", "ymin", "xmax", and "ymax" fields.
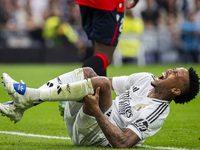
[{"xmin": 79, "ymin": 5, "xmax": 124, "ymax": 46}]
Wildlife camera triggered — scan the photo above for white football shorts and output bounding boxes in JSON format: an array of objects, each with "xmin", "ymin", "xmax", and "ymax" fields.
[{"xmin": 64, "ymin": 101, "xmax": 113, "ymax": 146}]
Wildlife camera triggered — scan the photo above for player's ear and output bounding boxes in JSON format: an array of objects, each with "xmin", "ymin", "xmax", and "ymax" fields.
[{"xmin": 171, "ymin": 88, "xmax": 181, "ymax": 96}]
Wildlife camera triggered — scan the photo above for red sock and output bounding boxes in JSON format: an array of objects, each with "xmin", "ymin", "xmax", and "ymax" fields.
[{"xmin": 82, "ymin": 53, "xmax": 108, "ymax": 76}]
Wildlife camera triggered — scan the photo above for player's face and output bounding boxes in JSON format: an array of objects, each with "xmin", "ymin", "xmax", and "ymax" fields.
[{"xmin": 152, "ymin": 67, "xmax": 189, "ymax": 90}]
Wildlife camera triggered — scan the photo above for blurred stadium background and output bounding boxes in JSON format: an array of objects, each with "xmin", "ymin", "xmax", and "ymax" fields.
[{"xmin": 0, "ymin": 0, "xmax": 200, "ymax": 65}]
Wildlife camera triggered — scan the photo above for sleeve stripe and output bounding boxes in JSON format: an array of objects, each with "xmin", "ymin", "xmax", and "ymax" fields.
[
  {"xmin": 146, "ymin": 103, "xmax": 165, "ymax": 120},
  {"xmin": 146, "ymin": 103, "xmax": 168, "ymax": 124},
  {"xmin": 149, "ymin": 105, "xmax": 168, "ymax": 124}
]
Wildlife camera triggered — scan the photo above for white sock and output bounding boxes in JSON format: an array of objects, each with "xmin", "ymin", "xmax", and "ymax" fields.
[
  {"xmin": 39, "ymin": 68, "xmax": 84, "ymax": 89},
  {"xmin": 27, "ymin": 68, "xmax": 85, "ymax": 104},
  {"xmin": 39, "ymin": 79, "xmax": 94, "ymax": 102},
  {"xmin": 24, "ymin": 88, "xmax": 40, "ymax": 103}
]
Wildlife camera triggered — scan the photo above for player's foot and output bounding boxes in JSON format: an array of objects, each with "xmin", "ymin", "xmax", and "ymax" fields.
[
  {"xmin": 1, "ymin": 73, "xmax": 34, "ymax": 123},
  {"xmin": 0, "ymin": 101, "xmax": 24, "ymax": 123},
  {"xmin": 58, "ymin": 101, "xmax": 66, "ymax": 117}
]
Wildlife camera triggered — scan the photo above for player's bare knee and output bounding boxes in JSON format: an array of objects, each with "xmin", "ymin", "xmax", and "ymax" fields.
[
  {"xmin": 101, "ymin": 78, "xmax": 111, "ymax": 91},
  {"xmin": 91, "ymin": 77, "xmax": 111, "ymax": 92},
  {"xmin": 83, "ymin": 67, "xmax": 98, "ymax": 78},
  {"xmin": 83, "ymin": 67, "xmax": 93, "ymax": 72}
]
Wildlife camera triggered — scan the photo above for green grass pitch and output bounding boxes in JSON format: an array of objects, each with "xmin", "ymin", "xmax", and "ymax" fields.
[{"xmin": 0, "ymin": 63, "xmax": 199, "ymax": 150}]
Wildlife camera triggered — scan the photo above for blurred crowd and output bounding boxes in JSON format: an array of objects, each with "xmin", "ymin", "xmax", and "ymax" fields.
[{"xmin": 0, "ymin": 0, "xmax": 200, "ymax": 64}]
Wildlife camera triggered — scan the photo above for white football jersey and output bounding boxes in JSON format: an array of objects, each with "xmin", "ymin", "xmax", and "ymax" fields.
[{"xmin": 112, "ymin": 72, "xmax": 170, "ymax": 143}]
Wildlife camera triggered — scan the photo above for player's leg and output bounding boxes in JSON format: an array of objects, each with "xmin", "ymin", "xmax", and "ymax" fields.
[
  {"xmin": 2, "ymin": 68, "xmax": 85, "ymax": 102},
  {"xmin": 83, "ymin": 76, "xmax": 113, "ymax": 115},
  {"xmin": 39, "ymin": 68, "xmax": 85, "ymax": 89},
  {"xmin": 1, "ymin": 68, "xmax": 86, "ymax": 107},
  {"xmin": 64, "ymin": 76, "xmax": 113, "ymax": 146},
  {"xmin": 0, "ymin": 101, "xmax": 24, "ymax": 123},
  {"xmin": 0, "ymin": 67, "xmax": 97, "ymax": 123},
  {"xmin": 56, "ymin": 67, "xmax": 98, "ymax": 116},
  {"xmin": 36, "ymin": 67, "xmax": 98, "ymax": 102},
  {"xmin": 0, "ymin": 73, "xmax": 34, "ymax": 123},
  {"xmin": 80, "ymin": 6, "xmax": 108, "ymax": 76},
  {"xmin": 83, "ymin": 41, "xmax": 115, "ymax": 76},
  {"xmin": 80, "ymin": 6, "xmax": 124, "ymax": 76},
  {"xmin": 38, "ymin": 68, "xmax": 85, "ymax": 116}
]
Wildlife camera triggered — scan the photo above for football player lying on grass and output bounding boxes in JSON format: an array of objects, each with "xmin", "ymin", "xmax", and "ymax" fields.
[{"xmin": 0, "ymin": 67, "xmax": 199, "ymax": 148}]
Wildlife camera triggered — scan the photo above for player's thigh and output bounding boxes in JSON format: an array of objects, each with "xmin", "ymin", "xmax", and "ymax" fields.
[
  {"xmin": 84, "ymin": 77, "xmax": 113, "ymax": 115},
  {"xmin": 71, "ymin": 106, "xmax": 113, "ymax": 146},
  {"xmin": 79, "ymin": 5, "xmax": 124, "ymax": 46}
]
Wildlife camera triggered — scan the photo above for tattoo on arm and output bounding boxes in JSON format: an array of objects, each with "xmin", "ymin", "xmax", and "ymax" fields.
[{"xmin": 93, "ymin": 109, "xmax": 140, "ymax": 148}]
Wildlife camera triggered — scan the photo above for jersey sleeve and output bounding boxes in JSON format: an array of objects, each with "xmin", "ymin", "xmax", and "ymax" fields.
[
  {"xmin": 112, "ymin": 75, "xmax": 128, "ymax": 95},
  {"xmin": 112, "ymin": 73, "xmax": 154, "ymax": 95},
  {"xmin": 126, "ymin": 105, "xmax": 169, "ymax": 140}
]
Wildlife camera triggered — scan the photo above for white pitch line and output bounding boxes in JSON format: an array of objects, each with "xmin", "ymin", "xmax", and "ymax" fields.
[
  {"xmin": 0, "ymin": 131, "xmax": 70, "ymax": 140},
  {"xmin": 139, "ymin": 145, "xmax": 196, "ymax": 150},
  {"xmin": 0, "ymin": 131, "xmax": 196, "ymax": 150}
]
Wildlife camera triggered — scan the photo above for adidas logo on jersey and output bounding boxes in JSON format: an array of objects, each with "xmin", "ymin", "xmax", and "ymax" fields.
[{"xmin": 132, "ymin": 86, "xmax": 139, "ymax": 92}]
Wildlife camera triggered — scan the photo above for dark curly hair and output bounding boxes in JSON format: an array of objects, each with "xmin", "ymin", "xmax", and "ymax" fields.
[{"xmin": 174, "ymin": 67, "xmax": 200, "ymax": 104}]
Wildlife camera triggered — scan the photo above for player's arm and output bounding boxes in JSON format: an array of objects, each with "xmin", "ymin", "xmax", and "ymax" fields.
[
  {"xmin": 84, "ymin": 88, "xmax": 140, "ymax": 148},
  {"xmin": 108, "ymin": 78, "xmax": 114, "ymax": 90},
  {"xmin": 126, "ymin": 0, "xmax": 139, "ymax": 9}
]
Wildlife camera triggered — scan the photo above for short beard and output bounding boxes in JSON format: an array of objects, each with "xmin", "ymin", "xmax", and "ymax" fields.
[{"xmin": 151, "ymin": 82, "xmax": 156, "ymax": 87}]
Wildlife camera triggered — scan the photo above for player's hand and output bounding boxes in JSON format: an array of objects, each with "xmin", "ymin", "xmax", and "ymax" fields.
[
  {"xmin": 126, "ymin": 0, "xmax": 139, "ymax": 9},
  {"xmin": 84, "ymin": 87, "xmax": 101, "ymax": 112}
]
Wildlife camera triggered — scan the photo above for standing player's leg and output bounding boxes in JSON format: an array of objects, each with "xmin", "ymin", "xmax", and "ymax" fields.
[
  {"xmin": 80, "ymin": 5, "xmax": 124, "ymax": 76},
  {"xmin": 83, "ymin": 41, "xmax": 115, "ymax": 76}
]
